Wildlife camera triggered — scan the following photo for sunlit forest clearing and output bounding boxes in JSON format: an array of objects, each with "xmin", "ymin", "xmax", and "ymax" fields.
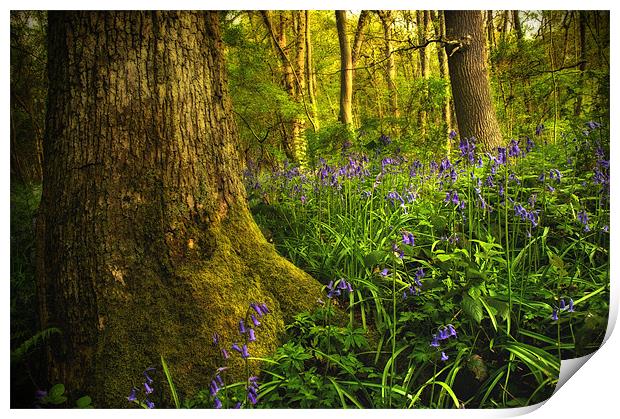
[{"xmin": 10, "ymin": 10, "xmax": 609, "ymax": 408}]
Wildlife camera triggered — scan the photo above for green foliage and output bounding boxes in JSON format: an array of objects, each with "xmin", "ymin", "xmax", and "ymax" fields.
[
  {"xmin": 11, "ymin": 327, "xmax": 61, "ymax": 363},
  {"xmin": 245, "ymin": 120, "xmax": 608, "ymax": 408}
]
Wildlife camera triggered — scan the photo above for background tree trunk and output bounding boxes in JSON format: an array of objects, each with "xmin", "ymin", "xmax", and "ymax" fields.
[
  {"xmin": 304, "ymin": 11, "xmax": 319, "ymax": 129},
  {"xmin": 38, "ymin": 11, "xmax": 321, "ymax": 406},
  {"xmin": 434, "ymin": 10, "xmax": 453, "ymax": 151},
  {"xmin": 445, "ymin": 10, "xmax": 503, "ymax": 151},
  {"xmin": 260, "ymin": 11, "xmax": 306, "ymax": 163},
  {"xmin": 416, "ymin": 10, "xmax": 432, "ymax": 137},
  {"xmin": 377, "ymin": 11, "xmax": 399, "ymax": 121},
  {"xmin": 336, "ymin": 10, "xmax": 354, "ymax": 126},
  {"xmin": 574, "ymin": 11, "xmax": 587, "ymax": 116}
]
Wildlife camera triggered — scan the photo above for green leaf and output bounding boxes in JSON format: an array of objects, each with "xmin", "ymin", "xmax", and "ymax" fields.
[
  {"xmin": 462, "ymin": 294, "xmax": 484, "ymax": 324},
  {"xmin": 364, "ymin": 250, "xmax": 388, "ymax": 268},
  {"xmin": 161, "ymin": 355, "xmax": 181, "ymax": 409},
  {"xmin": 437, "ymin": 253, "xmax": 456, "ymax": 262},
  {"xmin": 76, "ymin": 396, "xmax": 92, "ymax": 408},
  {"xmin": 49, "ymin": 383, "xmax": 65, "ymax": 399}
]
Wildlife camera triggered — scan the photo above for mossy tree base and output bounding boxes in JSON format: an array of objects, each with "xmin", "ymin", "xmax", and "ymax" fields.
[{"xmin": 39, "ymin": 11, "xmax": 322, "ymax": 407}]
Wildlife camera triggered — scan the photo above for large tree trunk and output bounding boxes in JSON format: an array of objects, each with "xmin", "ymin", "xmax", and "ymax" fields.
[
  {"xmin": 336, "ymin": 10, "xmax": 354, "ymax": 126},
  {"xmin": 38, "ymin": 11, "xmax": 321, "ymax": 407},
  {"xmin": 445, "ymin": 11, "xmax": 503, "ymax": 151}
]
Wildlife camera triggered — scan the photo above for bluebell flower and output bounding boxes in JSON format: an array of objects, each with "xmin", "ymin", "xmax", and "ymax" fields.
[
  {"xmin": 143, "ymin": 368, "xmax": 155, "ymax": 384},
  {"xmin": 526, "ymin": 136, "xmax": 534, "ymax": 152},
  {"xmin": 250, "ymin": 314, "xmax": 261, "ymax": 327},
  {"xmin": 449, "ymin": 129, "xmax": 457, "ymax": 140},
  {"xmin": 438, "ymin": 327, "xmax": 450, "ymax": 340},
  {"xmin": 260, "ymin": 303, "xmax": 270, "ymax": 314},
  {"xmin": 447, "ymin": 324, "xmax": 457, "ymax": 338},
  {"xmin": 497, "ymin": 147, "xmax": 507, "ymax": 165},
  {"xmin": 210, "ymin": 380, "xmax": 219, "ymax": 397},
  {"xmin": 559, "ymin": 299, "xmax": 566, "ymax": 310},
  {"xmin": 144, "ymin": 381, "xmax": 154, "ymax": 395},
  {"xmin": 127, "ymin": 387, "xmax": 137, "ymax": 402},
  {"xmin": 212, "ymin": 332, "xmax": 220, "ymax": 346},
  {"xmin": 249, "ymin": 328, "xmax": 256, "ymax": 342},
  {"xmin": 221, "ymin": 348, "xmax": 230, "ymax": 359},
  {"xmin": 239, "ymin": 319, "xmax": 246, "ymax": 334},
  {"xmin": 251, "ymin": 303, "xmax": 264, "ymax": 317},
  {"xmin": 232, "ymin": 343, "xmax": 242, "ymax": 353},
  {"xmin": 214, "ymin": 397, "xmax": 222, "ymax": 409},
  {"xmin": 441, "ymin": 352, "xmax": 449, "ymax": 361},
  {"xmin": 216, "ymin": 374, "xmax": 224, "ymax": 387},
  {"xmin": 402, "ymin": 232, "xmax": 415, "ymax": 246},
  {"xmin": 451, "ymin": 191, "xmax": 460, "ymax": 206},
  {"xmin": 234, "ymin": 402, "xmax": 242, "ymax": 409},
  {"xmin": 551, "ymin": 309, "xmax": 559, "ymax": 321},
  {"xmin": 568, "ymin": 299, "xmax": 575, "ymax": 313},
  {"xmin": 430, "ymin": 335, "xmax": 440, "ymax": 347},
  {"xmin": 392, "ymin": 243, "xmax": 404, "ymax": 259},
  {"xmin": 414, "ymin": 267, "xmax": 425, "ymax": 287},
  {"xmin": 145, "ymin": 399, "xmax": 155, "ymax": 409},
  {"xmin": 508, "ymin": 139, "xmax": 520, "ymax": 157},
  {"xmin": 241, "ymin": 344, "xmax": 250, "ymax": 359},
  {"xmin": 380, "ymin": 268, "xmax": 389, "ymax": 277},
  {"xmin": 535, "ymin": 124, "xmax": 544, "ymax": 136},
  {"xmin": 380, "ymin": 134, "xmax": 392, "ymax": 145}
]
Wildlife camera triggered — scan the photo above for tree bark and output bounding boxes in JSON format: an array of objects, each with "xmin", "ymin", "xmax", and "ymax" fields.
[
  {"xmin": 445, "ymin": 11, "xmax": 503, "ymax": 151},
  {"xmin": 377, "ymin": 11, "xmax": 399, "ymax": 119},
  {"xmin": 336, "ymin": 10, "xmax": 354, "ymax": 126},
  {"xmin": 260, "ymin": 11, "xmax": 306, "ymax": 164},
  {"xmin": 304, "ymin": 11, "xmax": 319, "ymax": 129},
  {"xmin": 434, "ymin": 10, "xmax": 453, "ymax": 148},
  {"xmin": 486, "ymin": 11, "xmax": 495, "ymax": 53},
  {"xmin": 416, "ymin": 11, "xmax": 431, "ymax": 136},
  {"xmin": 39, "ymin": 11, "xmax": 321, "ymax": 407},
  {"xmin": 574, "ymin": 11, "xmax": 587, "ymax": 116},
  {"xmin": 352, "ymin": 11, "xmax": 370, "ymax": 67}
]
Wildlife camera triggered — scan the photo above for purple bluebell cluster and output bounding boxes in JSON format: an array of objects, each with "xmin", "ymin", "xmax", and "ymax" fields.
[
  {"xmin": 127, "ymin": 367, "xmax": 156, "ymax": 408},
  {"xmin": 326, "ymin": 278, "xmax": 354, "ymax": 299},
  {"xmin": 577, "ymin": 210, "xmax": 590, "ymax": 232},
  {"xmin": 208, "ymin": 303, "xmax": 270, "ymax": 408},
  {"xmin": 445, "ymin": 190, "xmax": 465, "ymax": 209},
  {"xmin": 549, "ymin": 169, "xmax": 562, "ymax": 183},
  {"xmin": 386, "ymin": 191, "xmax": 406, "ymax": 210},
  {"xmin": 507, "ymin": 139, "xmax": 521, "ymax": 158},
  {"xmin": 379, "ymin": 133, "xmax": 392, "ymax": 146},
  {"xmin": 409, "ymin": 160, "xmax": 423, "ymax": 177},
  {"xmin": 525, "ymin": 136, "xmax": 535, "ymax": 152},
  {"xmin": 430, "ymin": 324, "xmax": 457, "ymax": 361},
  {"xmin": 512, "ymin": 201, "xmax": 539, "ymax": 228},
  {"xmin": 551, "ymin": 298, "xmax": 575, "ymax": 321},
  {"xmin": 535, "ymin": 124, "xmax": 544, "ymax": 136},
  {"xmin": 402, "ymin": 231, "xmax": 415, "ymax": 246},
  {"xmin": 459, "ymin": 137, "xmax": 476, "ymax": 164},
  {"xmin": 593, "ymin": 146, "xmax": 609, "ymax": 194},
  {"xmin": 403, "ymin": 267, "xmax": 426, "ymax": 299}
]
